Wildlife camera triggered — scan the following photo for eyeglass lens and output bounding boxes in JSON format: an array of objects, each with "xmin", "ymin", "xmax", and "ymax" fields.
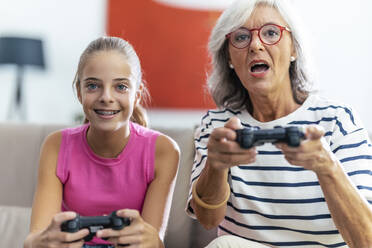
[{"xmin": 230, "ymin": 24, "xmax": 282, "ymax": 48}]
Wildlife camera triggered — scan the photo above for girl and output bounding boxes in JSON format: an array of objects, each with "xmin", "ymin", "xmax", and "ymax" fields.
[{"xmin": 24, "ymin": 36, "xmax": 179, "ymax": 248}]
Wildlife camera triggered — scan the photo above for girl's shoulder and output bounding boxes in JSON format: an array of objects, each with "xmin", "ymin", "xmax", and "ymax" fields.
[
  {"xmin": 42, "ymin": 129, "xmax": 63, "ymax": 151},
  {"xmin": 60, "ymin": 123, "xmax": 88, "ymax": 136},
  {"xmin": 42, "ymin": 124, "xmax": 88, "ymax": 154},
  {"xmin": 131, "ymin": 122, "xmax": 161, "ymax": 138},
  {"xmin": 131, "ymin": 122, "xmax": 179, "ymax": 154}
]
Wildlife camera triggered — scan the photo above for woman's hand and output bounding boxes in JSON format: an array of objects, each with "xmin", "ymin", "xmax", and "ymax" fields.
[
  {"xmin": 275, "ymin": 125, "xmax": 338, "ymax": 175},
  {"xmin": 26, "ymin": 211, "xmax": 89, "ymax": 248},
  {"xmin": 97, "ymin": 209, "xmax": 162, "ymax": 248},
  {"xmin": 207, "ymin": 117, "xmax": 257, "ymax": 170}
]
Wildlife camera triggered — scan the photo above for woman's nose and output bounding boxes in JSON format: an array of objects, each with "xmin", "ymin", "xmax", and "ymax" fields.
[{"xmin": 249, "ymin": 32, "xmax": 264, "ymax": 53}]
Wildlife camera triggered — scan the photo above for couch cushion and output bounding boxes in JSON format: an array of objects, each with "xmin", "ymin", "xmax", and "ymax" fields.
[
  {"xmin": 0, "ymin": 123, "xmax": 216, "ymax": 248},
  {"xmin": 0, "ymin": 205, "xmax": 31, "ymax": 247},
  {"xmin": 0, "ymin": 123, "xmax": 66, "ymax": 207}
]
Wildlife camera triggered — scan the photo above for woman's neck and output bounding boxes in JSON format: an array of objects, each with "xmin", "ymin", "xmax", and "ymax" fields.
[
  {"xmin": 86, "ymin": 124, "xmax": 130, "ymax": 158},
  {"xmin": 250, "ymin": 89, "xmax": 300, "ymax": 122}
]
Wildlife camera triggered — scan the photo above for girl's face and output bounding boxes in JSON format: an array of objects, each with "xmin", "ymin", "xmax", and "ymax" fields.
[
  {"xmin": 77, "ymin": 50, "xmax": 140, "ymax": 132},
  {"xmin": 228, "ymin": 4, "xmax": 295, "ymax": 96}
]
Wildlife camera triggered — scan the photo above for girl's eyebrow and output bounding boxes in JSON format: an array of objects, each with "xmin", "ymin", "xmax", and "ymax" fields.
[
  {"xmin": 82, "ymin": 77, "xmax": 130, "ymax": 82},
  {"xmin": 113, "ymin": 77, "xmax": 130, "ymax": 82},
  {"xmin": 83, "ymin": 77, "xmax": 101, "ymax": 82}
]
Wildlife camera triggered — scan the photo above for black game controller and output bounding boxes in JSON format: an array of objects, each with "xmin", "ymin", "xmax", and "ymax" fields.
[
  {"xmin": 61, "ymin": 211, "xmax": 130, "ymax": 242},
  {"xmin": 236, "ymin": 126, "xmax": 305, "ymax": 149}
]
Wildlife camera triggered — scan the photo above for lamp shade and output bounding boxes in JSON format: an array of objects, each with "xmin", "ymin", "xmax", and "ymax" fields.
[{"xmin": 0, "ymin": 37, "xmax": 45, "ymax": 68}]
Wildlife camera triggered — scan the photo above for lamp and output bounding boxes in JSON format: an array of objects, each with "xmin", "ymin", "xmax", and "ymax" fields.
[{"xmin": 0, "ymin": 36, "xmax": 45, "ymax": 121}]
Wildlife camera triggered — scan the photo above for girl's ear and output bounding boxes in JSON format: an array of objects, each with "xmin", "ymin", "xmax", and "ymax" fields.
[
  {"xmin": 76, "ymin": 81, "xmax": 82, "ymax": 104},
  {"xmin": 134, "ymin": 83, "xmax": 143, "ymax": 105}
]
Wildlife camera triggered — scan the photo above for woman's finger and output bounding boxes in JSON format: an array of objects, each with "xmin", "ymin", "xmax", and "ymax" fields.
[{"xmin": 305, "ymin": 125, "xmax": 325, "ymax": 140}]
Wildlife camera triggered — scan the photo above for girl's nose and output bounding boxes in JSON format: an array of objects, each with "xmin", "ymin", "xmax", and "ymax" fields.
[{"xmin": 99, "ymin": 87, "xmax": 114, "ymax": 103}]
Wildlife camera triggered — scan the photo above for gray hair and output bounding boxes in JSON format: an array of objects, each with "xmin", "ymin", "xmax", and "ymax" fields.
[{"xmin": 207, "ymin": 0, "xmax": 313, "ymax": 111}]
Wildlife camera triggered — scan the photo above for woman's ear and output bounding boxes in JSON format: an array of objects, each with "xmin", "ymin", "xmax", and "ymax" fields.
[{"xmin": 290, "ymin": 43, "xmax": 297, "ymax": 61}]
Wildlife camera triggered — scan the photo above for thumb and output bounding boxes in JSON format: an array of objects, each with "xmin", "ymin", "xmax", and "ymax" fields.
[
  {"xmin": 51, "ymin": 211, "xmax": 77, "ymax": 230},
  {"xmin": 224, "ymin": 116, "xmax": 243, "ymax": 130},
  {"xmin": 306, "ymin": 125, "xmax": 324, "ymax": 140}
]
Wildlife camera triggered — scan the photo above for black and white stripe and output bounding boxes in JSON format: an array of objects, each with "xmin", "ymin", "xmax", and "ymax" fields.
[{"xmin": 186, "ymin": 94, "xmax": 372, "ymax": 247}]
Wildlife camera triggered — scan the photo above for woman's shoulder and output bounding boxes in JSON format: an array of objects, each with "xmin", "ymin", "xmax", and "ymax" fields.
[
  {"xmin": 202, "ymin": 108, "xmax": 243, "ymax": 120},
  {"xmin": 304, "ymin": 94, "xmax": 362, "ymax": 131},
  {"xmin": 307, "ymin": 94, "xmax": 351, "ymax": 109},
  {"xmin": 197, "ymin": 108, "xmax": 244, "ymax": 132},
  {"xmin": 305, "ymin": 94, "xmax": 356, "ymax": 118}
]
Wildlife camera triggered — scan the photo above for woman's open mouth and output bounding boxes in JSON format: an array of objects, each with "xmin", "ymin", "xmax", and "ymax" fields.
[{"xmin": 249, "ymin": 60, "xmax": 270, "ymax": 78}]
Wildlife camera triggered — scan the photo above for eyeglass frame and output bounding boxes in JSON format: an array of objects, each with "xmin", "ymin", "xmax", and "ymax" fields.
[{"xmin": 225, "ymin": 23, "xmax": 291, "ymax": 49}]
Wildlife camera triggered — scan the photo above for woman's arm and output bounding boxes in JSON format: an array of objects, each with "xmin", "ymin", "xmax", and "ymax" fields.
[
  {"xmin": 191, "ymin": 117, "xmax": 257, "ymax": 229},
  {"xmin": 191, "ymin": 160, "xmax": 230, "ymax": 229},
  {"xmin": 24, "ymin": 131, "xmax": 88, "ymax": 247},
  {"xmin": 98, "ymin": 134, "xmax": 180, "ymax": 247},
  {"xmin": 317, "ymin": 161, "xmax": 372, "ymax": 247},
  {"xmin": 277, "ymin": 126, "xmax": 372, "ymax": 247}
]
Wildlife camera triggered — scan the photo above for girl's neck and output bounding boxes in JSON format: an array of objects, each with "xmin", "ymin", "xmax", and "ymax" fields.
[{"xmin": 86, "ymin": 123, "xmax": 131, "ymax": 158}]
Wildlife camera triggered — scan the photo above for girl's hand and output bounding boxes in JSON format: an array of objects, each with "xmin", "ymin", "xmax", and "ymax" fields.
[
  {"xmin": 275, "ymin": 125, "xmax": 338, "ymax": 175},
  {"xmin": 30, "ymin": 211, "xmax": 89, "ymax": 248},
  {"xmin": 207, "ymin": 117, "xmax": 257, "ymax": 171},
  {"xmin": 97, "ymin": 209, "xmax": 162, "ymax": 248}
]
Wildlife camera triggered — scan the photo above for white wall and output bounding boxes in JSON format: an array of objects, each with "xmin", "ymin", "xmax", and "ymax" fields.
[
  {"xmin": 0, "ymin": 0, "xmax": 106, "ymax": 124},
  {"xmin": 0, "ymin": 0, "xmax": 371, "ymax": 129},
  {"xmin": 291, "ymin": 0, "xmax": 372, "ymax": 130}
]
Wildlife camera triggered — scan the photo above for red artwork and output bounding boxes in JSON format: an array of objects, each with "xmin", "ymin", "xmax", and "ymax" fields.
[{"xmin": 107, "ymin": 0, "xmax": 220, "ymax": 109}]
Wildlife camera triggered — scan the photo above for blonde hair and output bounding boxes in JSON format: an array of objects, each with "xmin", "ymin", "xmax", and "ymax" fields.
[{"xmin": 73, "ymin": 36, "xmax": 149, "ymax": 127}]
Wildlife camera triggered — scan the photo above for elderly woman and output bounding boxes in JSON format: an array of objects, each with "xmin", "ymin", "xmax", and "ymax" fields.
[{"xmin": 186, "ymin": 0, "xmax": 372, "ymax": 247}]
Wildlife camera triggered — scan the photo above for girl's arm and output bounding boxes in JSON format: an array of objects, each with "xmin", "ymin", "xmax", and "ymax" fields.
[
  {"xmin": 141, "ymin": 134, "xmax": 180, "ymax": 237},
  {"xmin": 24, "ymin": 131, "xmax": 88, "ymax": 247}
]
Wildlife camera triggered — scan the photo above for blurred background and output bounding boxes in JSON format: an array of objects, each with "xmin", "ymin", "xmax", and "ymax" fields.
[{"xmin": 0, "ymin": 0, "xmax": 371, "ymax": 129}]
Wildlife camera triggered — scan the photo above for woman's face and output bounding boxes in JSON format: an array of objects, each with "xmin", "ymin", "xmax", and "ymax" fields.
[
  {"xmin": 77, "ymin": 50, "xmax": 140, "ymax": 132},
  {"xmin": 228, "ymin": 4, "xmax": 295, "ymax": 96}
]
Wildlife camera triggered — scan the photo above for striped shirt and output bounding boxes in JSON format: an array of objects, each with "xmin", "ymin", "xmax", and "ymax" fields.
[{"xmin": 186, "ymin": 94, "xmax": 372, "ymax": 247}]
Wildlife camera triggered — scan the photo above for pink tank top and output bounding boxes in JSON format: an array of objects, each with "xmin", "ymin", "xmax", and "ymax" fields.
[{"xmin": 57, "ymin": 122, "xmax": 160, "ymax": 244}]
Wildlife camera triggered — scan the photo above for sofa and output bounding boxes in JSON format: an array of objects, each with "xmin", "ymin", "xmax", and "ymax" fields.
[{"xmin": 0, "ymin": 122, "xmax": 217, "ymax": 248}]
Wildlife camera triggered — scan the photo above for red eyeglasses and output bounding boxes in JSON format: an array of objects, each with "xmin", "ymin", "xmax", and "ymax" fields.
[{"xmin": 226, "ymin": 23, "xmax": 291, "ymax": 49}]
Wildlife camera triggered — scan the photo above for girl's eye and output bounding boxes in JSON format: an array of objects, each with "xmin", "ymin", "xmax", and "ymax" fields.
[
  {"xmin": 117, "ymin": 84, "xmax": 128, "ymax": 91},
  {"xmin": 86, "ymin": 83, "xmax": 98, "ymax": 90}
]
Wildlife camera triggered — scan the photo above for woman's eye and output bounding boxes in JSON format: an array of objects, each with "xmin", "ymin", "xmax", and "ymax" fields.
[
  {"xmin": 234, "ymin": 34, "xmax": 250, "ymax": 42},
  {"xmin": 264, "ymin": 29, "xmax": 279, "ymax": 37}
]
